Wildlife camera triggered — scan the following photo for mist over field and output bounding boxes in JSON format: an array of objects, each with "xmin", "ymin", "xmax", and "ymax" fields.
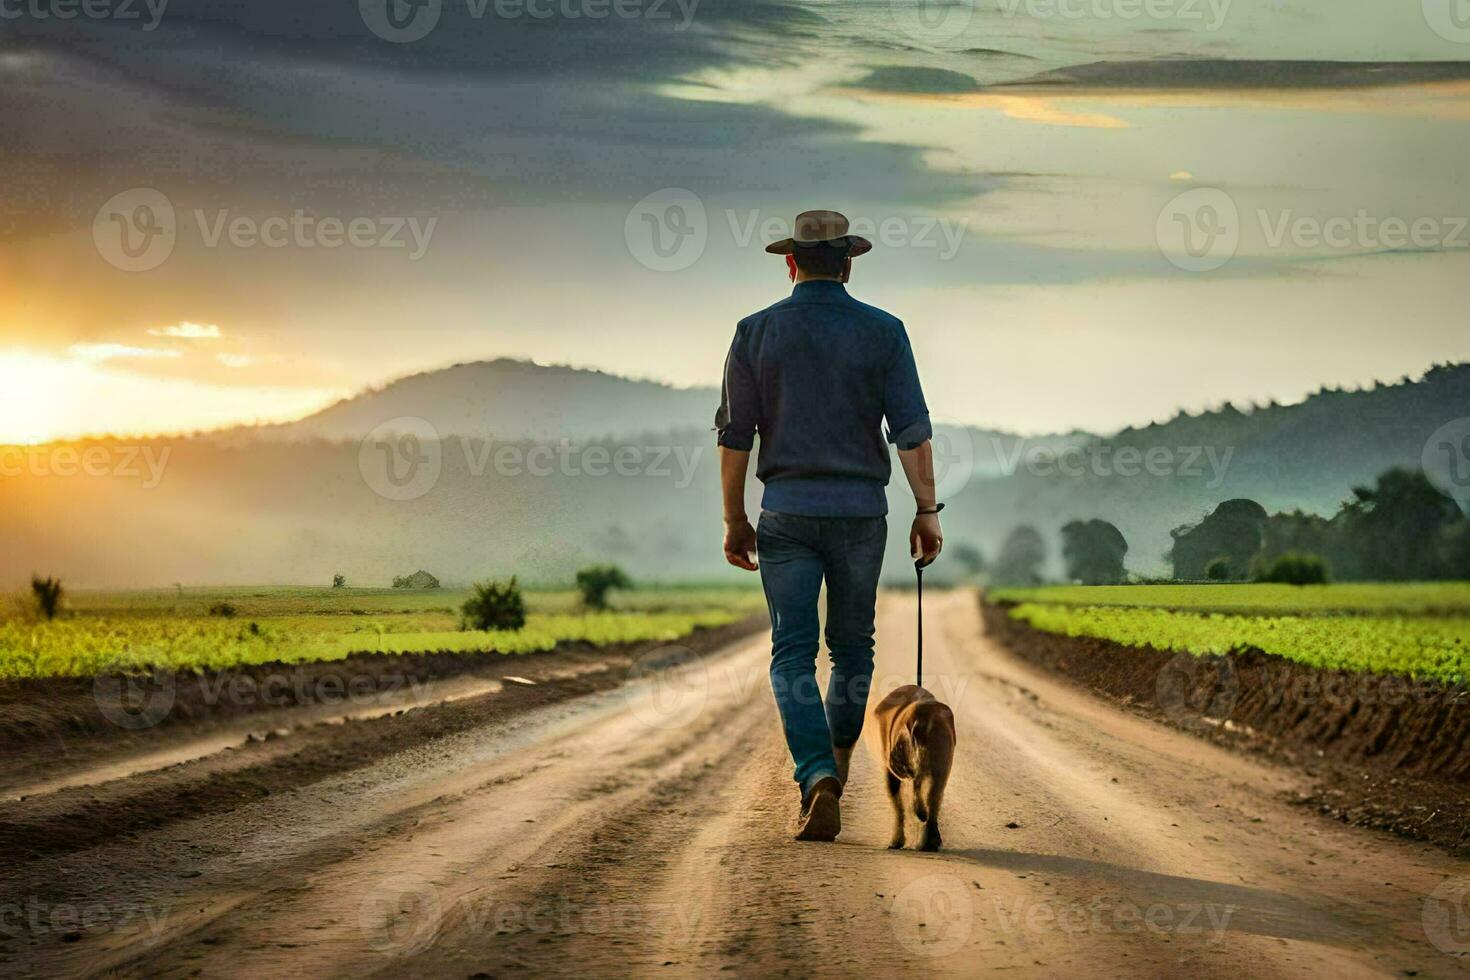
[{"xmin": 6, "ymin": 357, "xmax": 1465, "ymax": 589}]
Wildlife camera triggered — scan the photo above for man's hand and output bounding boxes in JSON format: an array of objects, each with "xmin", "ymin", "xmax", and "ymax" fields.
[
  {"xmin": 910, "ymin": 512, "xmax": 943, "ymax": 565},
  {"xmin": 724, "ymin": 517, "xmax": 759, "ymax": 571}
]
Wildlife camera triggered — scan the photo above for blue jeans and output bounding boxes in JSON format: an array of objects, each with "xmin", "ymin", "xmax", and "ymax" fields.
[{"xmin": 757, "ymin": 509, "xmax": 887, "ymax": 796}]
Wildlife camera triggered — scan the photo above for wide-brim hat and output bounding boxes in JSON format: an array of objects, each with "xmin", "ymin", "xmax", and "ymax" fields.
[{"xmin": 764, "ymin": 209, "xmax": 872, "ymax": 257}]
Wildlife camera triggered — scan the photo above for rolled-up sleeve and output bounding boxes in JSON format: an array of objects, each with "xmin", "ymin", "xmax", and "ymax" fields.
[
  {"xmin": 884, "ymin": 324, "xmax": 932, "ymax": 451},
  {"xmin": 714, "ymin": 328, "xmax": 758, "ymax": 451}
]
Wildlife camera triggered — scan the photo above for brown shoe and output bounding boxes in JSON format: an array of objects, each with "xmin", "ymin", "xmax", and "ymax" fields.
[{"xmin": 794, "ymin": 776, "xmax": 842, "ymax": 842}]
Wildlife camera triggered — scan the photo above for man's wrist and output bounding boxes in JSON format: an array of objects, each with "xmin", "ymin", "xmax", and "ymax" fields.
[
  {"xmin": 915, "ymin": 502, "xmax": 944, "ymax": 516},
  {"xmin": 724, "ymin": 513, "xmax": 749, "ymax": 525}
]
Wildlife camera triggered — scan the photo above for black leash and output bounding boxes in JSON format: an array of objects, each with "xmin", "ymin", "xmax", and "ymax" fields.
[
  {"xmin": 914, "ymin": 502, "xmax": 944, "ymax": 690},
  {"xmin": 915, "ymin": 560, "xmax": 924, "ymax": 688}
]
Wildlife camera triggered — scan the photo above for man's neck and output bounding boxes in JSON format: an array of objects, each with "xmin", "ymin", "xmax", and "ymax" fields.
[{"xmin": 793, "ymin": 274, "xmax": 844, "ymax": 285}]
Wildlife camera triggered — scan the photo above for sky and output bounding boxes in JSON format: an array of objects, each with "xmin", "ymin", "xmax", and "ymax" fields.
[{"xmin": 2, "ymin": 0, "xmax": 1468, "ymax": 442}]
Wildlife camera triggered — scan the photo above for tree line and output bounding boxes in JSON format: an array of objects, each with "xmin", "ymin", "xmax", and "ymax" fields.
[{"xmin": 985, "ymin": 467, "xmax": 1470, "ymax": 586}]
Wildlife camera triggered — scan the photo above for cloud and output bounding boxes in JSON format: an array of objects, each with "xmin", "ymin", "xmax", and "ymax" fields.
[
  {"xmin": 67, "ymin": 343, "xmax": 181, "ymax": 363},
  {"xmin": 149, "ymin": 322, "xmax": 222, "ymax": 339},
  {"xmin": 217, "ymin": 353, "xmax": 257, "ymax": 368}
]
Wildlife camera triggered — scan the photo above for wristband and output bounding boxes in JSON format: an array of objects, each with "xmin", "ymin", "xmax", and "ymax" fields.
[{"xmin": 916, "ymin": 503, "xmax": 945, "ymax": 516}]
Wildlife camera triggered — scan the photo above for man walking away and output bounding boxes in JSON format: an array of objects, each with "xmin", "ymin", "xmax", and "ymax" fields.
[{"xmin": 715, "ymin": 209, "xmax": 944, "ymax": 842}]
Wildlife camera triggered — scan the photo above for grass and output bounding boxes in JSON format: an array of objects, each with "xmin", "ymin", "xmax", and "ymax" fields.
[
  {"xmin": 1006, "ymin": 602, "xmax": 1470, "ymax": 684},
  {"xmin": 0, "ymin": 586, "xmax": 766, "ymax": 680},
  {"xmin": 988, "ymin": 582, "xmax": 1470, "ymax": 617}
]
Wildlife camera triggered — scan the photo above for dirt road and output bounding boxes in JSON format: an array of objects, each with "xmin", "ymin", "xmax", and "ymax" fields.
[{"xmin": 4, "ymin": 592, "xmax": 1469, "ymax": 978}]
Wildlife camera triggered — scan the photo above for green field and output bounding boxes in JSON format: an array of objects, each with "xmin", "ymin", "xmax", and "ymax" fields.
[
  {"xmin": 0, "ymin": 586, "xmax": 766, "ymax": 680},
  {"xmin": 992, "ymin": 584, "xmax": 1470, "ymax": 684},
  {"xmin": 989, "ymin": 582, "xmax": 1470, "ymax": 616}
]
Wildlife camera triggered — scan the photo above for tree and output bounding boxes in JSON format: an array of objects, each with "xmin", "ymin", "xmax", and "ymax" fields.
[
  {"xmin": 576, "ymin": 564, "xmax": 633, "ymax": 610},
  {"xmin": 462, "ymin": 578, "xmax": 526, "ymax": 631},
  {"xmin": 1205, "ymin": 557, "xmax": 1233, "ymax": 582},
  {"xmin": 991, "ymin": 526, "xmax": 1046, "ymax": 586},
  {"xmin": 1335, "ymin": 468, "xmax": 1461, "ymax": 580},
  {"xmin": 950, "ymin": 542, "xmax": 986, "ymax": 578},
  {"xmin": 1257, "ymin": 553, "xmax": 1329, "ymax": 585},
  {"xmin": 1060, "ymin": 519, "xmax": 1128, "ymax": 585},
  {"xmin": 332, "ymin": 574, "xmax": 346, "ymax": 589},
  {"xmin": 1169, "ymin": 499, "xmax": 1268, "ymax": 580},
  {"xmin": 31, "ymin": 575, "xmax": 63, "ymax": 620}
]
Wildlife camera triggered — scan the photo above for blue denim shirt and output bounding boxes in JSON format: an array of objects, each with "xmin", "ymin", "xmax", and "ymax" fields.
[{"xmin": 714, "ymin": 280, "xmax": 932, "ymax": 517}]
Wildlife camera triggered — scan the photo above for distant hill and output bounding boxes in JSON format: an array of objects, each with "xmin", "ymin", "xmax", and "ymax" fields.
[
  {"xmin": 945, "ymin": 363, "xmax": 1470, "ymax": 576},
  {"xmin": 257, "ymin": 358, "xmax": 719, "ymax": 443},
  {"xmin": 3, "ymin": 359, "xmax": 1465, "ymax": 588}
]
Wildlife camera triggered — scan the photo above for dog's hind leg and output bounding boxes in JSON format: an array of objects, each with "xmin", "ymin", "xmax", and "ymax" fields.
[
  {"xmin": 917, "ymin": 750, "xmax": 953, "ymax": 853},
  {"xmin": 885, "ymin": 772, "xmax": 906, "ymax": 849}
]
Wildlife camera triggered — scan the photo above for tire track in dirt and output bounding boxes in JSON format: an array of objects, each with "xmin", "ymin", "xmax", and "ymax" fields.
[{"xmin": 5, "ymin": 593, "xmax": 1470, "ymax": 978}]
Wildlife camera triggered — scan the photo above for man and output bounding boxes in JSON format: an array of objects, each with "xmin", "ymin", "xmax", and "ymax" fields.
[{"xmin": 715, "ymin": 209, "xmax": 944, "ymax": 842}]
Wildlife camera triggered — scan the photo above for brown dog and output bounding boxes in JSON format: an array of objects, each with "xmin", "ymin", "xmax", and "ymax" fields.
[{"xmin": 868, "ymin": 685, "xmax": 956, "ymax": 851}]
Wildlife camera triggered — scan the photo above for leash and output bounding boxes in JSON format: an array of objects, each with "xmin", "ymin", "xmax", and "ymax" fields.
[
  {"xmin": 915, "ymin": 560, "xmax": 924, "ymax": 688},
  {"xmin": 914, "ymin": 502, "xmax": 944, "ymax": 689}
]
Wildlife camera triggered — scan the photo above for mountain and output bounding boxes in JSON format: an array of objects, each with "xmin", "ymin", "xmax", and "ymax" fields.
[
  {"xmin": 4, "ymin": 359, "xmax": 1466, "ymax": 588},
  {"xmin": 260, "ymin": 358, "xmax": 720, "ymax": 443}
]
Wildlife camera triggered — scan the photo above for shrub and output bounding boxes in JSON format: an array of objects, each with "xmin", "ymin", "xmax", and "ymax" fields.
[
  {"xmin": 1257, "ymin": 552, "xmax": 1329, "ymax": 586},
  {"xmin": 463, "ymin": 577, "xmax": 527, "ymax": 631},
  {"xmin": 1205, "ymin": 557, "xmax": 1233, "ymax": 582},
  {"xmin": 576, "ymin": 564, "xmax": 633, "ymax": 610},
  {"xmin": 30, "ymin": 575, "xmax": 63, "ymax": 620},
  {"xmin": 332, "ymin": 574, "xmax": 346, "ymax": 588},
  {"xmin": 208, "ymin": 601, "xmax": 238, "ymax": 618}
]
